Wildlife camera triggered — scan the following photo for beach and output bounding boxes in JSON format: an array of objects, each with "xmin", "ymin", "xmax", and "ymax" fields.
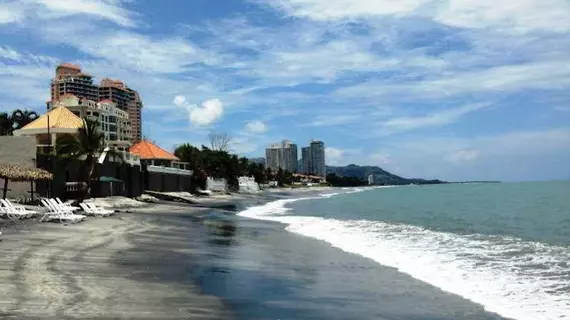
[
  {"xmin": 0, "ymin": 201, "xmax": 234, "ymax": 319},
  {"xmin": 0, "ymin": 188, "xmax": 514, "ymax": 320}
]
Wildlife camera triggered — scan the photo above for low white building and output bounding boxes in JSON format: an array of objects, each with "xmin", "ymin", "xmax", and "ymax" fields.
[
  {"xmin": 238, "ymin": 176, "xmax": 259, "ymax": 193},
  {"xmin": 368, "ymin": 174, "xmax": 375, "ymax": 185},
  {"xmin": 207, "ymin": 177, "xmax": 227, "ymax": 192}
]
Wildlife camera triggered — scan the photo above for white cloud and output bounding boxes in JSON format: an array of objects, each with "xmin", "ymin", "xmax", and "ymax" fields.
[
  {"xmin": 336, "ymin": 60, "xmax": 570, "ymax": 101},
  {"xmin": 173, "ymin": 95, "xmax": 187, "ymax": 107},
  {"xmin": 446, "ymin": 149, "xmax": 480, "ymax": 164},
  {"xmin": 0, "ymin": 3, "xmax": 23, "ymax": 24},
  {"xmin": 188, "ymin": 98, "xmax": 224, "ymax": 127},
  {"xmin": 245, "ymin": 120, "xmax": 268, "ymax": 133},
  {"xmin": 435, "ymin": 0, "xmax": 570, "ymax": 34},
  {"xmin": 41, "ymin": 28, "xmax": 210, "ymax": 74},
  {"xmin": 261, "ymin": 0, "xmax": 429, "ymax": 20},
  {"xmin": 308, "ymin": 114, "xmax": 361, "ymax": 127},
  {"xmin": 173, "ymin": 96, "xmax": 225, "ymax": 127},
  {"xmin": 0, "ymin": 51, "xmax": 56, "ymax": 110},
  {"xmin": 4, "ymin": 0, "xmax": 137, "ymax": 27},
  {"xmin": 381, "ymin": 103, "xmax": 488, "ymax": 134},
  {"xmin": 325, "ymin": 147, "xmax": 345, "ymax": 166},
  {"xmin": 369, "ymin": 152, "xmax": 392, "ymax": 165},
  {"xmin": 0, "ymin": 46, "xmax": 22, "ymax": 61},
  {"xmin": 262, "ymin": 0, "xmax": 570, "ymax": 34}
]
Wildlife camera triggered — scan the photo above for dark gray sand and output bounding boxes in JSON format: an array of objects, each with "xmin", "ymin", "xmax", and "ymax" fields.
[
  {"xmin": 0, "ymin": 198, "xmax": 511, "ymax": 320},
  {"xmin": 0, "ymin": 204, "xmax": 234, "ymax": 320}
]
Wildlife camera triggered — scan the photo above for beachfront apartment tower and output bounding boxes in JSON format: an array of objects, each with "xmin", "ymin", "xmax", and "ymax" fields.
[
  {"xmin": 265, "ymin": 140, "xmax": 298, "ymax": 172},
  {"xmin": 50, "ymin": 63, "xmax": 99, "ymax": 103},
  {"xmin": 301, "ymin": 147, "xmax": 311, "ymax": 174},
  {"xmin": 49, "ymin": 63, "xmax": 143, "ymax": 143},
  {"xmin": 310, "ymin": 140, "xmax": 326, "ymax": 178},
  {"xmin": 99, "ymin": 78, "xmax": 143, "ymax": 143},
  {"xmin": 301, "ymin": 140, "xmax": 326, "ymax": 178}
]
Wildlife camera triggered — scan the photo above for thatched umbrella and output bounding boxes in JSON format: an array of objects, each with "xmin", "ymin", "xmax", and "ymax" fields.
[{"xmin": 0, "ymin": 164, "xmax": 53, "ymax": 199}]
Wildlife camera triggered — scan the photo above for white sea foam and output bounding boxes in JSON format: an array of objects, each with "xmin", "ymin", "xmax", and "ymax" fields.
[{"xmin": 238, "ymin": 193, "xmax": 570, "ymax": 320}]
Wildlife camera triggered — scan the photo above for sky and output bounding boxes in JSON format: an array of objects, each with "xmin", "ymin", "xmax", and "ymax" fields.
[{"xmin": 0, "ymin": 0, "xmax": 569, "ymax": 182}]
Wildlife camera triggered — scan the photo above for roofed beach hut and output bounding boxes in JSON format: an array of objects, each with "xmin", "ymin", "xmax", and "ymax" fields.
[{"xmin": 0, "ymin": 164, "xmax": 53, "ymax": 199}]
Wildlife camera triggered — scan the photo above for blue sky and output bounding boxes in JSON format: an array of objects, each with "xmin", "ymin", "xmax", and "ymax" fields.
[{"xmin": 0, "ymin": 0, "xmax": 569, "ymax": 181}]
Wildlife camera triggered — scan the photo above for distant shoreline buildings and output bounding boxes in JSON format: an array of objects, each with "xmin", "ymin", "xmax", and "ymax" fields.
[
  {"xmin": 265, "ymin": 140, "xmax": 298, "ymax": 173},
  {"xmin": 265, "ymin": 139, "xmax": 326, "ymax": 178}
]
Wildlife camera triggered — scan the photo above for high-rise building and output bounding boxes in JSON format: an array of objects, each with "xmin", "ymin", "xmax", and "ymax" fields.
[
  {"xmin": 265, "ymin": 140, "xmax": 298, "ymax": 172},
  {"xmin": 301, "ymin": 147, "xmax": 311, "ymax": 174},
  {"xmin": 265, "ymin": 146, "xmax": 281, "ymax": 172},
  {"xmin": 309, "ymin": 140, "xmax": 326, "ymax": 177},
  {"xmin": 49, "ymin": 63, "xmax": 143, "ymax": 143},
  {"xmin": 50, "ymin": 63, "xmax": 99, "ymax": 102},
  {"xmin": 300, "ymin": 140, "xmax": 326, "ymax": 177},
  {"xmin": 99, "ymin": 78, "xmax": 143, "ymax": 142}
]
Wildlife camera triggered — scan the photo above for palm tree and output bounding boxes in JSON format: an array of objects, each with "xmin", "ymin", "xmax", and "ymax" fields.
[
  {"xmin": 56, "ymin": 117, "xmax": 105, "ymax": 198},
  {"xmin": 0, "ymin": 112, "xmax": 14, "ymax": 136},
  {"xmin": 11, "ymin": 109, "xmax": 38, "ymax": 130}
]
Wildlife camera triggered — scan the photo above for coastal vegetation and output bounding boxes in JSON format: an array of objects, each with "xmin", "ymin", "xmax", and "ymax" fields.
[
  {"xmin": 325, "ymin": 173, "xmax": 367, "ymax": 187},
  {"xmin": 56, "ymin": 117, "xmax": 122, "ymax": 197},
  {"xmin": 0, "ymin": 109, "xmax": 39, "ymax": 135},
  {"xmin": 174, "ymin": 143, "xmax": 269, "ymax": 191}
]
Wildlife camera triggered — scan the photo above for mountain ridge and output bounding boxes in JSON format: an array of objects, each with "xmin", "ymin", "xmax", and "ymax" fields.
[{"xmin": 326, "ymin": 164, "xmax": 445, "ymax": 185}]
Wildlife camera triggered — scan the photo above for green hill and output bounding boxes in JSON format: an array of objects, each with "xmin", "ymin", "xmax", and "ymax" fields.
[{"xmin": 326, "ymin": 164, "xmax": 445, "ymax": 185}]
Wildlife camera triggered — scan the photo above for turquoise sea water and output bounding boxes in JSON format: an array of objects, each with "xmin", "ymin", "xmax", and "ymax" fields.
[{"xmin": 240, "ymin": 182, "xmax": 570, "ymax": 320}]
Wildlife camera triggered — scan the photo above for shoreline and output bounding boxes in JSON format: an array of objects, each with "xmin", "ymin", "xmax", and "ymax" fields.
[
  {"xmin": 0, "ymin": 187, "xmax": 511, "ymax": 319},
  {"xmin": 0, "ymin": 188, "xmax": 325, "ymax": 319}
]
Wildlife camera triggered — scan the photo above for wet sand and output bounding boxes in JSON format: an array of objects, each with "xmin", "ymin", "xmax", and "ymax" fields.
[{"xmin": 198, "ymin": 216, "xmax": 510, "ymax": 320}]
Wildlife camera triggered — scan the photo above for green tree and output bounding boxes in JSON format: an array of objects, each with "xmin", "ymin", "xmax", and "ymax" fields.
[
  {"xmin": 175, "ymin": 143, "xmax": 207, "ymax": 190},
  {"xmin": 55, "ymin": 118, "xmax": 105, "ymax": 198},
  {"xmin": 277, "ymin": 167, "xmax": 285, "ymax": 186}
]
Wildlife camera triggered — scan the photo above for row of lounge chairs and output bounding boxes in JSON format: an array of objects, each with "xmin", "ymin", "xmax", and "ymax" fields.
[{"xmin": 0, "ymin": 198, "xmax": 115, "ymax": 224}]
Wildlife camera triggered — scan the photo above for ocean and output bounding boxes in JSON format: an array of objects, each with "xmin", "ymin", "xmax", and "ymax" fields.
[{"xmin": 238, "ymin": 182, "xmax": 570, "ymax": 320}]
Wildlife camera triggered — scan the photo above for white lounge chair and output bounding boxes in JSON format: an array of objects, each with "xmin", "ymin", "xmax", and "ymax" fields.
[
  {"xmin": 40, "ymin": 199, "xmax": 85, "ymax": 223},
  {"xmin": 0, "ymin": 199, "xmax": 35, "ymax": 219},
  {"xmin": 79, "ymin": 203, "xmax": 111, "ymax": 217},
  {"xmin": 0, "ymin": 202, "xmax": 29, "ymax": 221},
  {"xmin": 2, "ymin": 199, "xmax": 37, "ymax": 216},
  {"xmin": 55, "ymin": 198, "xmax": 81, "ymax": 211},
  {"xmin": 86, "ymin": 203, "xmax": 115, "ymax": 215},
  {"xmin": 50, "ymin": 198, "xmax": 80, "ymax": 212}
]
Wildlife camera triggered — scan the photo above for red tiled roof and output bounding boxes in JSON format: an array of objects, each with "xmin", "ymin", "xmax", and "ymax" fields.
[
  {"xmin": 99, "ymin": 99, "xmax": 113, "ymax": 103},
  {"xmin": 129, "ymin": 140, "xmax": 179, "ymax": 160},
  {"xmin": 57, "ymin": 63, "xmax": 81, "ymax": 70}
]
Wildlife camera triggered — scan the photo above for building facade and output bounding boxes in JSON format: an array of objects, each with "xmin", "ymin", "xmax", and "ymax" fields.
[
  {"xmin": 310, "ymin": 140, "xmax": 326, "ymax": 178},
  {"xmin": 51, "ymin": 63, "xmax": 99, "ymax": 102},
  {"xmin": 300, "ymin": 140, "xmax": 326, "ymax": 178},
  {"xmin": 99, "ymin": 78, "xmax": 143, "ymax": 142},
  {"xmin": 49, "ymin": 63, "xmax": 143, "ymax": 143},
  {"xmin": 265, "ymin": 140, "xmax": 298, "ymax": 172},
  {"xmin": 301, "ymin": 147, "xmax": 311, "ymax": 174},
  {"xmin": 48, "ymin": 95, "xmax": 132, "ymax": 150}
]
